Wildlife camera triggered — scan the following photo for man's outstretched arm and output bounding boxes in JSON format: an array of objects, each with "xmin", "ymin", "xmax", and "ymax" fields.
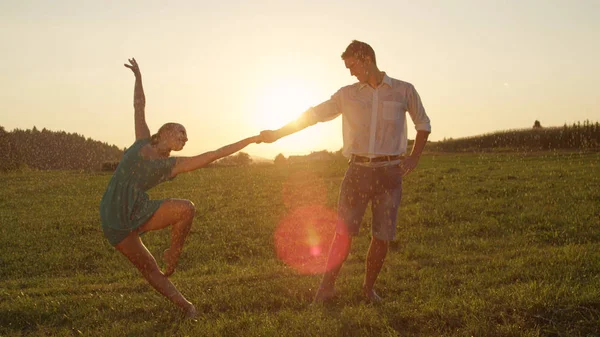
[
  {"xmin": 261, "ymin": 94, "xmax": 341, "ymax": 143},
  {"xmin": 260, "ymin": 112, "xmax": 314, "ymax": 143}
]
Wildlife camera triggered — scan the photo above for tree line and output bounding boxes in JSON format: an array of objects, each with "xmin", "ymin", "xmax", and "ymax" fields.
[
  {"xmin": 211, "ymin": 152, "xmax": 253, "ymax": 167},
  {"xmin": 3, "ymin": 121, "xmax": 597, "ymax": 172},
  {"xmin": 0, "ymin": 126, "xmax": 123, "ymax": 172},
  {"xmin": 427, "ymin": 120, "xmax": 600, "ymax": 152}
]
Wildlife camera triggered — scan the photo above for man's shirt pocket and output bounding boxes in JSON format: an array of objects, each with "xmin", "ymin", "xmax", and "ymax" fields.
[{"xmin": 382, "ymin": 101, "xmax": 404, "ymax": 120}]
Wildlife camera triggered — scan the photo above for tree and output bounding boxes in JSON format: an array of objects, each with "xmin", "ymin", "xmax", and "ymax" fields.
[
  {"xmin": 334, "ymin": 148, "xmax": 345, "ymax": 160},
  {"xmin": 533, "ymin": 120, "xmax": 542, "ymax": 128},
  {"xmin": 233, "ymin": 152, "xmax": 252, "ymax": 166},
  {"xmin": 274, "ymin": 153, "xmax": 287, "ymax": 165},
  {"xmin": 217, "ymin": 152, "xmax": 253, "ymax": 166},
  {"xmin": 0, "ymin": 126, "xmax": 18, "ymax": 171},
  {"xmin": 0, "ymin": 125, "xmax": 123, "ymax": 171}
]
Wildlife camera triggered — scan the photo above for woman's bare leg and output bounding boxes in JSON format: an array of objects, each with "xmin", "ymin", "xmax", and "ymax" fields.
[
  {"xmin": 115, "ymin": 232, "xmax": 197, "ymax": 317},
  {"xmin": 137, "ymin": 199, "xmax": 196, "ymax": 276}
]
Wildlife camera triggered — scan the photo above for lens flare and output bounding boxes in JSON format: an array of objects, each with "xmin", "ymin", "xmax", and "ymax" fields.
[{"xmin": 273, "ymin": 205, "xmax": 348, "ymax": 274}]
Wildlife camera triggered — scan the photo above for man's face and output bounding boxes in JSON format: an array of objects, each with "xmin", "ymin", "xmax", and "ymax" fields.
[{"xmin": 344, "ymin": 56, "xmax": 369, "ymax": 83}]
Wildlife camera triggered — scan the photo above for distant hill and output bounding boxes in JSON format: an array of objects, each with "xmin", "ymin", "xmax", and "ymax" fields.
[
  {"xmin": 0, "ymin": 126, "xmax": 123, "ymax": 172},
  {"xmin": 427, "ymin": 120, "xmax": 600, "ymax": 152},
  {"xmin": 4, "ymin": 120, "xmax": 596, "ymax": 172},
  {"xmin": 250, "ymin": 155, "xmax": 273, "ymax": 164}
]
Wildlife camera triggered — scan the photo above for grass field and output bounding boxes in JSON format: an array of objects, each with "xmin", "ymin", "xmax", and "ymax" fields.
[{"xmin": 1, "ymin": 152, "xmax": 599, "ymax": 336}]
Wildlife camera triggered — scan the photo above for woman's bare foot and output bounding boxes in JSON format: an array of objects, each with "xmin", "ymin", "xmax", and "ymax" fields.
[
  {"xmin": 163, "ymin": 248, "xmax": 176, "ymax": 277},
  {"xmin": 184, "ymin": 303, "xmax": 197, "ymax": 319}
]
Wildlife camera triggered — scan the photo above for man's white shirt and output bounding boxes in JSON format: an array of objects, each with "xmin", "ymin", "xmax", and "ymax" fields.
[{"xmin": 305, "ymin": 73, "xmax": 431, "ymax": 158}]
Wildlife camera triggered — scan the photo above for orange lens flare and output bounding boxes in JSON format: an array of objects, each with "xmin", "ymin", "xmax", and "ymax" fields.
[{"xmin": 273, "ymin": 205, "xmax": 348, "ymax": 274}]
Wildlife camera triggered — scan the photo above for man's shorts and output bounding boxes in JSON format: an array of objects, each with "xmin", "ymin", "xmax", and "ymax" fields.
[{"xmin": 336, "ymin": 161, "xmax": 403, "ymax": 241}]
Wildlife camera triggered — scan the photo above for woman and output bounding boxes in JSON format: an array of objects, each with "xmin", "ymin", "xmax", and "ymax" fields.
[{"xmin": 100, "ymin": 58, "xmax": 261, "ymax": 318}]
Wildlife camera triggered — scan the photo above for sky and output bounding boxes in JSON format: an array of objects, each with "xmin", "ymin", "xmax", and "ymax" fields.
[{"xmin": 1, "ymin": 0, "xmax": 599, "ymax": 159}]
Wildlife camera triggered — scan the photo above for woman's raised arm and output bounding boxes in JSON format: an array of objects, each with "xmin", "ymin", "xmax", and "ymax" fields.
[
  {"xmin": 125, "ymin": 58, "xmax": 151, "ymax": 140},
  {"xmin": 170, "ymin": 135, "xmax": 262, "ymax": 177}
]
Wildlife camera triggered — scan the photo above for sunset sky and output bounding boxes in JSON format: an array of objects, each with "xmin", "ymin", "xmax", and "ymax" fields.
[{"xmin": 1, "ymin": 0, "xmax": 598, "ymax": 159}]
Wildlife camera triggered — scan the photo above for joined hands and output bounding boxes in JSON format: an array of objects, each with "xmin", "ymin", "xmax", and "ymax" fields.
[
  {"xmin": 250, "ymin": 130, "xmax": 278, "ymax": 144},
  {"xmin": 259, "ymin": 130, "xmax": 279, "ymax": 143}
]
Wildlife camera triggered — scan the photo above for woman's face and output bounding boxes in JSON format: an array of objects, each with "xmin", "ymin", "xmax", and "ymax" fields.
[{"xmin": 163, "ymin": 124, "xmax": 188, "ymax": 151}]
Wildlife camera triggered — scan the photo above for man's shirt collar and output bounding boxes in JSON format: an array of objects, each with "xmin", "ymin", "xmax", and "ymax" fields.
[{"xmin": 358, "ymin": 72, "xmax": 392, "ymax": 90}]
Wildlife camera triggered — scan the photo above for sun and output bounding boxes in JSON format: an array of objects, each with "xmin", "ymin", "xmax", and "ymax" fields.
[
  {"xmin": 253, "ymin": 79, "xmax": 319, "ymax": 129},
  {"xmin": 249, "ymin": 77, "xmax": 341, "ymax": 157}
]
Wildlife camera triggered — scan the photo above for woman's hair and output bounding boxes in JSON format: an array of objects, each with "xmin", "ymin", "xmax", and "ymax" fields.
[{"xmin": 150, "ymin": 122, "xmax": 180, "ymax": 145}]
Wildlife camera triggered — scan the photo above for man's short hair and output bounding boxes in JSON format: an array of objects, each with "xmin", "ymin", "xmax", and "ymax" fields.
[{"xmin": 341, "ymin": 40, "xmax": 377, "ymax": 65}]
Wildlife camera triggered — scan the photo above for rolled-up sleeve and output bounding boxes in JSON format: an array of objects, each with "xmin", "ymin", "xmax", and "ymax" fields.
[
  {"xmin": 304, "ymin": 90, "xmax": 342, "ymax": 126},
  {"xmin": 407, "ymin": 84, "xmax": 431, "ymax": 133}
]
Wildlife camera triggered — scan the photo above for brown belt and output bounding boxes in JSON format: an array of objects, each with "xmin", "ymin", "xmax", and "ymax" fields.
[{"xmin": 351, "ymin": 154, "xmax": 404, "ymax": 163}]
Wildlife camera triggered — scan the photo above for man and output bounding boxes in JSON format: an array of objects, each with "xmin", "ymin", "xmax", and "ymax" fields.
[{"xmin": 261, "ymin": 40, "xmax": 431, "ymax": 303}]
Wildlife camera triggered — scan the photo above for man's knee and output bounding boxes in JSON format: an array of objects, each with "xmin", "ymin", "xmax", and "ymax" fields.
[
  {"xmin": 334, "ymin": 231, "xmax": 352, "ymax": 243},
  {"xmin": 371, "ymin": 236, "xmax": 389, "ymax": 250},
  {"xmin": 331, "ymin": 232, "xmax": 352, "ymax": 255}
]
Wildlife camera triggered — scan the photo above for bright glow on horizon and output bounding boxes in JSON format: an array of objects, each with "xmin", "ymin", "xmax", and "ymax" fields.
[
  {"xmin": 252, "ymin": 79, "xmax": 317, "ymax": 129},
  {"xmin": 246, "ymin": 77, "xmax": 339, "ymax": 158}
]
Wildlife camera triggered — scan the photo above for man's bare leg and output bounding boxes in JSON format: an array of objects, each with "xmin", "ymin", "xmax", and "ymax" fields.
[
  {"xmin": 363, "ymin": 236, "xmax": 388, "ymax": 302},
  {"xmin": 314, "ymin": 232, "xmax": 352, "ymax": 303}
]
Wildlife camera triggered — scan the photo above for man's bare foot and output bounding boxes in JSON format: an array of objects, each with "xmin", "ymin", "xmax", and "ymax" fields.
[
  {"xmin": 362, "ymin": 286, "xmax": 383, "ymax": 303},
  {"xmin": 312, "ymin": 286, "xmax": 336, "ymax": 304},
  {"xmin": 163, "ymin": 248, "xmax": 176, "ymax": 277}
]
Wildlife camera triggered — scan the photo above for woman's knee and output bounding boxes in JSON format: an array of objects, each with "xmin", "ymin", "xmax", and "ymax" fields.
[{"xmin": 179, "ymin": 200, "xmax": 196, "ymax": 220}]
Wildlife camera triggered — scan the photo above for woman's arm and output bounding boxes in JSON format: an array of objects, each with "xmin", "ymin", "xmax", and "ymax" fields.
[
  {"xmin": 170, "ymin": 135, "xmax": 262, "ymax": 177},
  {"xmin": 124, "ymin": 58, "xmax": 151, "ymax": 140}
]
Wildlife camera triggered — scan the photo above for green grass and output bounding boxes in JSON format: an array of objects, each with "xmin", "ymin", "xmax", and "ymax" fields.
[{"xmin": 1, "ymin": 152, "xmax": 599, "ymax": 336}]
